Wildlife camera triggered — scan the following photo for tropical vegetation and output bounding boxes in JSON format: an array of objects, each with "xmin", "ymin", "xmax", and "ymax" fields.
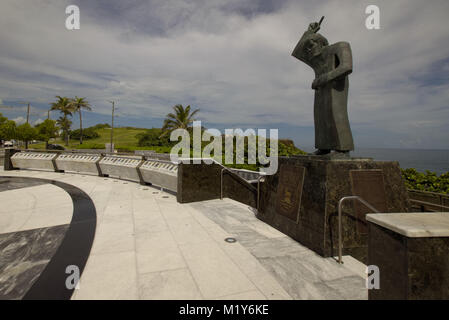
[
  {"xmin": 36, "ymin": 119, "xmax": 58, "ymax": 149},
  {"xmin": 67, "ymin": 96, "xmax": 92, "ymax": 144},
  {"xmin": 402, "ymin": 168, "xmax": 449, "ymax": 194},
  {"xmin": 161, "ymin": 104, "xmax": 199, "ymax": 136},
  {"xmin": 50, "ymin": 96, "xmax": 74, "ymax": 146}
]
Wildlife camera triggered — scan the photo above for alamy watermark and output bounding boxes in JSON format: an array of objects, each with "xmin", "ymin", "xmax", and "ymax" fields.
[
  {"xmin": 64, "ymin": 5, "xmax": 380, "ymax": 31},
  {"xmin": 169, "ymin": 121, "xmax": 279, "ymax": 175},
  {"xmin": 365, "ymin": 5, "xmax": 380, "ymax": 30},
  {"xmin": 65, "ymin": 265, "xmax": 80, "ymax": 290},
  {"xmin": 65, "ymin": 5, "xmax": 80, "ymax": 30},
  {"xmin": 366, "ymin": 265, "xmax": 380, "ymax": 289}
]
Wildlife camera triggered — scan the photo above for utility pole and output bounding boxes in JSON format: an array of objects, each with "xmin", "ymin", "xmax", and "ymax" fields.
[
  {"xmin": 26, "ymin": 103, "xmax": 30, "ymax": 124},
  {"xmin": 17, "ymin": 102, "xmax": 31, "ymax": 124},
  {"xmin": 107, "ymin": 100, "xmax": 115, "ymax": 153},
  {"xmin": 18, "ymin": 102, "xmax": 31, "ymax": 149}
]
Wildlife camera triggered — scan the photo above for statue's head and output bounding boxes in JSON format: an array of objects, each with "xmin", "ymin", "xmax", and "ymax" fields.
[{"xmin": 304, "ymin": 33, "xmax": 328, "ymax": 59}]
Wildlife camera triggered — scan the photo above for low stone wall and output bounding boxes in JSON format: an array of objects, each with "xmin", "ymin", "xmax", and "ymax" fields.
[
  {"xmin": 3, "ymin": 149, "xmax": 179, "ymax": 193},
  {"xmin": 367, "ymin": 213, "xmax": 449, "ymax": 299},
  {"xmin": 11, "ymin": 152, "xmax": 59, "ymax": 171},
  {"xmin": 98, "ymin": 155, "xmax": 143, "ymax": 182},
  {"xmin": 177, "ymin": 160, "xmax": 258, "ymax": 208},
  {"xmin": 140, "ymin": 160, "xmax": 177, "ymax": 192},
  {"xmin": 55, "ymin": 153, "xmax": 102, "ymax": 175}
]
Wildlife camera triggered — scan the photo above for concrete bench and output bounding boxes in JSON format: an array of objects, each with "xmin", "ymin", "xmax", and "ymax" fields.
[
  {"xmin": 10, "ymin": 152, "xmax": 58, "ymax": 171},
  {"xmin": 367, "ymin": 212, "xmax": 449, "ymax": 300},
  {"xmin": 98, "ymin": 155, "xmax": 143, "ymax": 182},
  {"xmin": 55, "ymin": 153, "xmax": 101, "ymax": 175},
  {"xmin": 140, "ymin": 160, "xmax": 178, "ymax": 192}
]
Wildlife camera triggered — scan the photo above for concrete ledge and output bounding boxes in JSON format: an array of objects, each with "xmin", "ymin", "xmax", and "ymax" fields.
[
  {"xmin": 11, "ymin": 152, "xmax": 58, "ymax": 171},
  {"xmin": 366, "ymin": 212, "xmax": 449, "ymax": 237},
  {"xmin": 140, "ymin": 160, "xmax": 178, "ymax": 192},
  {"xmin": 55, "ymin": 153, "xmax": 101, "ymax": 175},
  {"xmin": 99, "ymin": 155, "xmax": 143, "ymax": 182},
  {"xmin": 368, "ymin": 219, "xmax": 449, "ymax": 299}
]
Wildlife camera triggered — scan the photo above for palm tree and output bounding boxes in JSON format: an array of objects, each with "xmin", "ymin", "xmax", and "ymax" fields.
[
  {"xmin": 68, "ymin": 96, "xmax": 92, "ymax": 144},
  {"xmin": 50, "ymin": 96, "xmax": 73, "ymax": 146},
  {"xmin": 161, "ymin": 104, "xmax": 199, "ymax": 137}
]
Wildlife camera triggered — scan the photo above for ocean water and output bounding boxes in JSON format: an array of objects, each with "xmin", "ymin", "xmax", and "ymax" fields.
[
  {"xmin": 302, "ymin": 147, "xmax": 449, "ymax": 175},
  {"xmin": 353, "ymin": 148, "xmax": 449, "ymax": 175}
]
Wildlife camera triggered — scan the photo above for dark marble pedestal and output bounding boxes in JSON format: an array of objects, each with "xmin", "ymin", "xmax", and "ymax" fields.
[
  {"xmin": 256, "ymin": 155, "xmax": 410, "ymax": 263},
  {"xmin": 367, "ymin": 213, "xmax": 449, "ymax": 299}
]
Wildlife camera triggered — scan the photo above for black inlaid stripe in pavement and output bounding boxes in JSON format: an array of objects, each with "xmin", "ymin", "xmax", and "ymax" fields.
[
  {"xmin": 0, "ymin": 178, "xmax": 47, "ymax": 192},
  {"xmin": 1, "ymin": 176, "xmax": 97, "ymax": 300}
]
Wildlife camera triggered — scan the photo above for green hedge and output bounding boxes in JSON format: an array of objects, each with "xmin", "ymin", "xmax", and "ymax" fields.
[{"xmin": 402, "ymin": 168, "xmax": 449, "ymax": 194}]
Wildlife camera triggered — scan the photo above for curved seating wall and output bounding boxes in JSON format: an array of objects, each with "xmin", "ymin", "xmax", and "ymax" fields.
[
  {"xmin": 11, "ymin": 152, "xmax": 57, "ymax": 171},
  {"xmin": 140, "ymin": 160, "xmax": 178, "ymax": 192},
  {"xmin": 55, "ymin": 153, "xmax": 101, "ymax": 175},
  {"xmin": 98, "ymin": 155, "xmax": 142, "ymax": 182}
]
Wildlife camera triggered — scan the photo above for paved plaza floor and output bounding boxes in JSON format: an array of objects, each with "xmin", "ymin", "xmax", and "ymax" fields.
[{"xmin": 0, "ymin": 168, "xmax": 368, "ymax": 300}]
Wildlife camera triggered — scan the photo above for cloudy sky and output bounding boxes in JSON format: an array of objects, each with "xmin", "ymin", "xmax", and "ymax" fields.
[{"xmin": 0, "ymin": 0, "xmax": 448, "ymax": 149}]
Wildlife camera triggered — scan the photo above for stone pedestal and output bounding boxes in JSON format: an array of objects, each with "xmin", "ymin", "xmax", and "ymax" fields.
[
  {"xmin": 367, "ymin": 213, "xmax": 449, "ymax": 299},
  {"xmin": 256, "ymin": 155, "xmax": 410, "ymax": 263}
]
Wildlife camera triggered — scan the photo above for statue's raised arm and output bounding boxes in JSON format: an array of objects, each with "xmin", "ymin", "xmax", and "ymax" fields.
[{"xmin": 291, "ymin": 17, "xmax": 325, "ymax": 65}]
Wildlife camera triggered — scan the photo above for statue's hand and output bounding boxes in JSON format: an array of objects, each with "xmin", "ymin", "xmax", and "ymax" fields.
[
  {"xmin": 308, "ymin": 22, "xmax": 320, "ymax": 33},
  {"xmin": 312, "ymin": 75, "xmax": 326, "ymax": 90}
]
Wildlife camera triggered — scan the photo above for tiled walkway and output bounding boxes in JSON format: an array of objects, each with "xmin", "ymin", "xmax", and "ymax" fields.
[{"xmin": 0, "ymin": 169, "xmax": 367, "ymax": 300}]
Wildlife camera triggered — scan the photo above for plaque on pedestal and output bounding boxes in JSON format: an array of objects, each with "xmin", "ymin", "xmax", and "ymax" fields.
[
  {"xmin": 350, "ymin": 170, "xmax": 387, "ymax": 233},
  {"xmin": 276, "ymin": 165, "xmax": 305, "ymax": 222}
]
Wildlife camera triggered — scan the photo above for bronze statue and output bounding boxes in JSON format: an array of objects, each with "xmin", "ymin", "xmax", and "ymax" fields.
[{"xmin": 292, "ymin": 17, "xmax": 354, "ymax": 155}]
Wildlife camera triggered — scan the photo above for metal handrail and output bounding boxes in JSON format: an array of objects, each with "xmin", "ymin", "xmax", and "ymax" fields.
[
  {"xmin": 257, "ymin": 174, "xmax": 266, "ymax": 210},
  {"xmin": 337, "ymin": 196, "xmax": 379, "ymax": 264},
  {"xmin": 221, "ymin": 167, "xmax": 264, "ymax": 209},
  {"xmin": 407, "ymin": 188, "xmax": 449, "ymax": 197},
  {"xmin": 409, "ymin": 199, "xmax": 449, "ymax": 211},
  {"xmin": 407, "ymin": 188, "xmax": 449, "ymax": 212}
]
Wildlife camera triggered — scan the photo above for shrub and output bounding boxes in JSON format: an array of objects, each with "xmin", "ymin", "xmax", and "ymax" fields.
[
  {"xmin": 402, "ymin": 168, "xmax": 449, "ymax": 194},
  {"xmin": 70, "ymin": 127, "xmax": 100, "ymax": 140},
  {"xmin": 92, "ymin": 123, "xmax": 111, "ymax": 130},
  {"xmin": 136, "ymin": 128, "xmax": 173, "ymax": 147}
]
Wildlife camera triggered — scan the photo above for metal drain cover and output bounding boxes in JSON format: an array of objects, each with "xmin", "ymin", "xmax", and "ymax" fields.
[{"xmin": 224, "ymin": 237, "xmax": 237, "ymax": 243}]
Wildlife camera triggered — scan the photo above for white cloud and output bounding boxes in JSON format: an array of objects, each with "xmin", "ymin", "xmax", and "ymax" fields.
[
  {"xmin": 33, "ymin": 118, "xmax": 44, "ymax": 125},
  {"xmin": 0, "ymin": 0, "xmax": 448, "ymax": 148},
  {"xmin": 12, "ymin": 116, "xmax": 26, "ymax": 125}
]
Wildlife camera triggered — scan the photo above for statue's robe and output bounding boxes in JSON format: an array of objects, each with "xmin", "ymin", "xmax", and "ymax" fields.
[{"xmin": 292, "ymin": 32, "xmax": 354, "ymax": 151}]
